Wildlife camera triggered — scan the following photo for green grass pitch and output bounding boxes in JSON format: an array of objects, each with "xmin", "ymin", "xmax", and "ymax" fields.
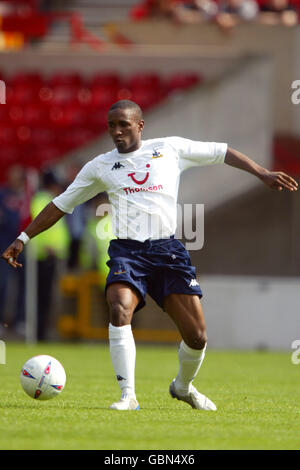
[{"xmin": 0, "ymin": 342, "xmax": 299, "ymax": 450}]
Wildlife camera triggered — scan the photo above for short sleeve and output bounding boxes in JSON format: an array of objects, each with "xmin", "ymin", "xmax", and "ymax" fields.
[
  {"xmin": 167, "ymin": 137, "xmax": 227, "ymax": 173},
  {"xmin": 52, "ymin": 161, "xmax": 106, "ymax": 214}
]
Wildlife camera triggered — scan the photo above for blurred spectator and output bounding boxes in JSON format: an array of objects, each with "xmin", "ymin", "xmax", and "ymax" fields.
[
  {"xmin": 30, "ymin": 170, "xmax": 70, "ymax": 340},
  {"xmin": 0, "ymin": 3, "xmax": 14, "ymax": 15},
  {"xmin": 66, "ymin": 204, "xmax": 87, "ymax": 271},
  {"xmin": 64, "ymin": 164, "xmax": 88, "ymax": 272},
  {"xmin": 259, "ymin": 0, "xmax": 298, "ymax": 26},
  {"xmin": 0, "ymin": 165, "xmax": 27, "ymax": 335},
  {"xmin": 130, "ymin": 0, "xmax": 260, "ymax": 25},
  {"xmin": 130, "ymin": 0, "xmax": 180, "ymax": 21},
  {"xmin": 80, "ymin": 192, "xmax": 115, "ymax": 290},
  {"xmin": 172, "ymin": 0, "xmax": 218, "ymax": 23},
  {"xmin": 216, "ymin": 0, "xmax": 259, "ymax": 30}
]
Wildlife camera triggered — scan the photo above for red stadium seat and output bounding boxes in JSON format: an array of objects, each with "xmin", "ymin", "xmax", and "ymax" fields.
[
  {"xmin": 50, "ymin": 84, "xmax": 81, "ymax": 106},
  {"xmin": 38, "ymin": 86, "xmax": 53, "ymax": 105},
  {"xmin": 0, "ymin": 146, "xmax": 20, "ymax": 167},
  {"xmin": 87, "ymin": 108, "xmax": 107, "ymax": 132},
  {"xmin": 8, "ymin": 104, "xmax": 49, "ymax": 126},
  {"xmin": 9, "ymin": 71, "xmax": 44, "ymax": 88},
  {"xmin": 62, "ymin": 105, "xmax": 87, "ymax": 127},
  {"xmin": 89, "ymin": 84, "xmax": 119, "ymax": 110},
  {"xmin": 22, "ymin": 145, "xmax": 62, "ymax": 169},
  {"xmin": 16, "ymin": 125, "xmax": 32, "ymax": 143},
  {"xmin": 47, "ymin": 72, "xmax": 84, "ymax": 87},
  {"xmin": 49, "ymin": 105, "xmax": 87, "ymax": 128},
  {"xmin": 30, "ymin": 127, "xmax": 56, "ymax": 147},
  {"xmin": 58, "ymin": 127, "xmax": 95, "ymax": 152},
  {"xmin": 9, "ymin": 105, "xmax": 24, "ymax": 125},
  {"xmin": 90, "ymin": 73, "xmax": 122, "ymax": 89},
  {"xmin": 0, "ymin": 106, "xmax": 9, "ymax": 123},
  {"xmin": 6, "ymin": 83, "xmax": 40, "ymax": 105},
  {"xmin": 0, "ymin": 124, "xmax": 16, "ymax": 145},
  {"xmin": 22, "ymin": 104, "xmax": 50, "ymax": 126}
]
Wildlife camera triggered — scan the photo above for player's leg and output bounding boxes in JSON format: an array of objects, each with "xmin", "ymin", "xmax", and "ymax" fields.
[
  {"xmin": 164, "ymin": 293, "xmax": 216, "ymax": 410},
  {"xmin": 106, "ymin": 282, "xmax": 141, "ymax": 410}
]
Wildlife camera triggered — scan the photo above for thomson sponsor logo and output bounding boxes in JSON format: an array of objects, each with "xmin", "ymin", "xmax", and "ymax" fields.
[
  {"xmin": 123, "ymin": 184, "xmax": 163, "ymax": 195},
  {"xmin": 0, "ymin": 80, "xmax": 6, "ymax": 104}
]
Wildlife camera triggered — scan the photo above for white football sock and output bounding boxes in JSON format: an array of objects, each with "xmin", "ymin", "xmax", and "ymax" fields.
[
  {"xmin": 109, "ymin": 323, "xmax": 136, "ymax": 398},
  {"xmin": 174, "ymin": 340, "xmax": 207, "ymax": 394}
]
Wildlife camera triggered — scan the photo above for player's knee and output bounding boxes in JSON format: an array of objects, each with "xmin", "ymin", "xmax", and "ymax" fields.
[
  {"xmin": 109, "ymin": 300, "xmax": 133, "ymax": 326},
  {"xmin": 187, "ymin": 330, "xmax": 207, "ymax": 350}
]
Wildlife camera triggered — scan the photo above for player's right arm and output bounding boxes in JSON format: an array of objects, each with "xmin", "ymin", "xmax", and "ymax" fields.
[{"xmin": 1, "ymin": 202, "xmax": 65, "ymax": 268}]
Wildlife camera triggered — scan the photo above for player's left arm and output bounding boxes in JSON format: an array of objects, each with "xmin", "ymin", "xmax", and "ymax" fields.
[{"xmin": 224, "ymin": 147, "xmax": 298, "ymax": 192}]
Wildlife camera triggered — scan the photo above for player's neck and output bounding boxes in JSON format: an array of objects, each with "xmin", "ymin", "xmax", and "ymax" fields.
[{"xmin": 117, "ymin": 140, "xmax": 142, "ymax": 154}]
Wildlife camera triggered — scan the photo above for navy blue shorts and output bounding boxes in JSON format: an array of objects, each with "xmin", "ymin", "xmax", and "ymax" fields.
[{"xmin": 105, "ymin": 236, "xmax": 202, "ymax": 312}]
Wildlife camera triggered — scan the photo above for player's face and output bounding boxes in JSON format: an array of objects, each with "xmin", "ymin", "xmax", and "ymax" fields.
[{"xmin": 107, "ymin": 108, "xmax": 144, "ymax": 153}]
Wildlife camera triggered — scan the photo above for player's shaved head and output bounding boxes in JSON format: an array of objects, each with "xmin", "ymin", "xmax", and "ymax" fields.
[{"xmin": 108, "ymin": 100, "xmax": 143, "ymax": 121}]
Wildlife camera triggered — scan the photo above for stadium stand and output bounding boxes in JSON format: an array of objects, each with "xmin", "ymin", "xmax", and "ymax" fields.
[{"xmin": 0, "ymin": 69, "xmax": 202, "ymax": 180}]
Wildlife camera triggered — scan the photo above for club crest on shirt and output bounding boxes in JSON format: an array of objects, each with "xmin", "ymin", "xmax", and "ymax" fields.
[{"xmin": 152, "ymin": 149, "xmax": 163, "ymax": 159}]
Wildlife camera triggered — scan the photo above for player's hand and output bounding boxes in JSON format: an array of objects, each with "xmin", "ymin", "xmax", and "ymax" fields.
[
  {"xmin": 260, "ymin": 170, "xmax": 298, "ymax": 192},
  {"xmin": 1, "ymin": 240, "xmax": 24, "ymax": 269}
]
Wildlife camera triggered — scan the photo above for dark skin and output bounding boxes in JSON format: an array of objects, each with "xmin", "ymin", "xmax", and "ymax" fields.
[{"xmin": 1, "ymin": 107, "xmax": 298, "ymax": 349}]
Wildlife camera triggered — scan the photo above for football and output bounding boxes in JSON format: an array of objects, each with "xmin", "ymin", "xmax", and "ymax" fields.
[{"xmin": 20, "ymin": 355, "xmax": 66, "ymax": 400}]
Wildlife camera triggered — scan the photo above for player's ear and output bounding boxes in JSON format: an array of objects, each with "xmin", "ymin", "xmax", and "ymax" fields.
[{"xmin": 138, "ymin": 120, "xmax": 144, "ymax": 133}]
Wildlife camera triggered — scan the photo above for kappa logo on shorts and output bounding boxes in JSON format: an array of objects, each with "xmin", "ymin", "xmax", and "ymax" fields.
[{"xmin": 189, "ymin": 279, "xmax": 199, "ymax": 287}]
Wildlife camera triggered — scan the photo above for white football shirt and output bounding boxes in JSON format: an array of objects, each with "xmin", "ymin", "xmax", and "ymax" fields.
[{"xmin": 53, "ymin": 137, "xmax": 227, "ymax": 241}]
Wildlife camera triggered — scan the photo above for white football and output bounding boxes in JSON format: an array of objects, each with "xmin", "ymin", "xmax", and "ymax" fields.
[{"xmin": 20, "ymin": 355, "xmax": 66, "ymax": 400}]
